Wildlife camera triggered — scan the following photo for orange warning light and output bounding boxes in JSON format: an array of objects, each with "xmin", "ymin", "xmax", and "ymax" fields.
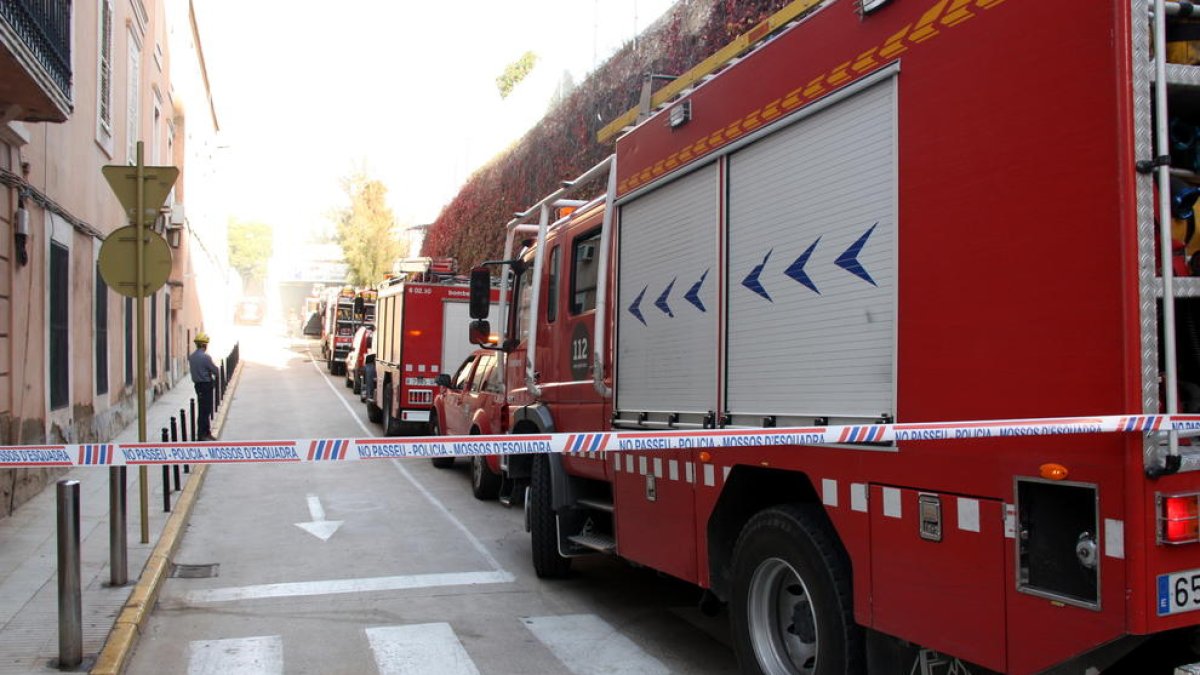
[
  {"xmin": 699, "ymin": 451, "xmax": 712, "ymax": 463},
  {"xmin": 1039, "ymin": 463, "xmax": 1069, "ymax": 481}
]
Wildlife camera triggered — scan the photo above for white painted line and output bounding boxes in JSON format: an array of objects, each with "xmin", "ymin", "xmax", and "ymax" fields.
[
  {"xmin": 367, "ymin": 623, "xmax": 480, "ymax": 675},
  {"xmin": 306, "ymin": 494, "xmax": 325, "ymax": 521},
  {"xmin": 653, "ymin": 457, "xmax": 663, "ymax": 479},
  {"xmin": 703, "ymin": 464, "xmax": 715, "ymax": 487},
  {"xmin": 625, "ymin": 455, "xmax": 634, "ymax": 473},
  {"xmin": 668, "ymin": 459, "xmax": 679, "ymax": 481},
  {"xmin": 639, "ymin": 456, "xmax": 648, "ymax": 476},
  {"xmin": 522, "ymin": 614, "xmax": 670, "ymax": 675},
  {"xmin": 184, "ymin": 569, "xmax": 515, "ymax": 604},
  {"xmin": 188, "ymin": 635, "xmax": 283, "ymax": 675},
  {"xmin": 310, "ymin": 351, "xmax": 509, "ymax": 574},
  {"xmin": 686, "ymin": 462, "xmax": 695, "ymax": 484}
]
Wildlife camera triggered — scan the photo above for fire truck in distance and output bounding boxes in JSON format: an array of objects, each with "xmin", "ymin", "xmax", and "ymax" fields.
[
  {"xmin": 367, "ymin": 258, "xmax": 498, "ymax": 440},
  {"xmin": 463, "ymin": 1, "xmax": 1200, "ymax": 672},
  {"xmin": 320, "ymin": 287, "xmax": 358, "ymax": 375}
]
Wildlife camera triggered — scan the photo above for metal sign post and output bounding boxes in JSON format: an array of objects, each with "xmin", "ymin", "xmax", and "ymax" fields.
[{"xmin": 101, "ymin": 143, "xmax": 177, "ymax": 547}]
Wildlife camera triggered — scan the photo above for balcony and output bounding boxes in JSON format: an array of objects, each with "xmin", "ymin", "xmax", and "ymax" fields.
[{"xmin": 0, "ymin": 0, "xmax": 72, "ymax": 123}]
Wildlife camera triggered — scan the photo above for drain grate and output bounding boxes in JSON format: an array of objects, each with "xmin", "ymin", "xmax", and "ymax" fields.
[{"xmin": 169, "ymin": 563, "xmax": 220, "ymax": 579}]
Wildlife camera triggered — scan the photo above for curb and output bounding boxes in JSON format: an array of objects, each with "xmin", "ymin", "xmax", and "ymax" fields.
[{"xmin": 90, "ymin": 362, "xmax": 243, "ymax": 675}]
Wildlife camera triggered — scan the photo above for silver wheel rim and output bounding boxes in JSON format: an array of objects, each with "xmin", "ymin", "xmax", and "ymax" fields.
[{"xmin": 747, "ymin": 556, "xmax": 818, "ymax": 674}]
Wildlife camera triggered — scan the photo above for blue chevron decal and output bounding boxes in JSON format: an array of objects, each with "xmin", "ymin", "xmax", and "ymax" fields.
[
  {"xmin": 743, "ymin": 250, "xmax": 773, "ymax": 302},
  {"xmin": 685, "ymin": 270, "xmax": 708, "ymax": 312},
  {"xmin": 655, "ymin": 278, "xmax": 676, "ymax": 317},
  {"xmin": 785, "ymin": 237, "xmax": 821, "ymax": 294},
  {"xmin": 628, "ymin": 286, "xmax": 648, "ymax": 326},
  {"xmin": 835, "ymin": 223, "xmax": 878, "ymax": 286}
]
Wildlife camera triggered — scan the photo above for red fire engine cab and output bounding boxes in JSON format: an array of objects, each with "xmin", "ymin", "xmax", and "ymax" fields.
[{"xmin": 465, "ymin": 0, "xmax": 1200, "ymax": 672}]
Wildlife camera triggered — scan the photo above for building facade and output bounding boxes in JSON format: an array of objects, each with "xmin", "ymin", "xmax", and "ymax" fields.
[{"xmin": 0, "ymin": 0, "xmax": 229, "ymax": 515}]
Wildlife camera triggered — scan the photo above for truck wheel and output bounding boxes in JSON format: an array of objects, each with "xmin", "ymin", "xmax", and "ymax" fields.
[
  {"xmin": 471, "ymin": 456, "xmax": 500, "ymax": 500},
  {"xmin": 530, "ymin": 454, "xmax": 571, "ymax": 578},
  {"xmin": 366, "ymin": 398, "xmax": 382, "ymax": 423},
  {"xmin": 730, "ymin": 504, "xmax": 863, "ymax": 675},
  {"xmin": 382, "ymin": 383, "xmax": 401, "ymax": 436},
  {"xmin": 430, "ymin": 417, "xmax": 455, "ymax": 468},
  {"xmin": 352, "ymin": 373, "xmax": 361, "ymax": 395},
  {"xmin": 344, "ymin": 371, "xmax": 353, "ymax": 388}
]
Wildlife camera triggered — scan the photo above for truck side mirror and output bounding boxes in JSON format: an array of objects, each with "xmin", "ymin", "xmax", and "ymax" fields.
[
  {"xmin": 469, "ymin": 267, "xmax": 491, "ymax": 319},
  {"xmin": 469, "ymin": 319, "xmax": 491, "ymax": 346},
  {"xmin": 435, "ymin": 373, "xmax": 452, "ymax": 388}
]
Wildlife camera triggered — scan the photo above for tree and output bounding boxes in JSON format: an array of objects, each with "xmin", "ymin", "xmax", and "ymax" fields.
[
  {"xmin": 227, "ymin": 220, "xmax": 273, "ymax": 290},
  {"xmin": 496, "ymin": 51, "xmax": 539, "ymax": 99},
  {"xmin": 334, "ymin": 170, "xmax": 406, "ymax": 286}
]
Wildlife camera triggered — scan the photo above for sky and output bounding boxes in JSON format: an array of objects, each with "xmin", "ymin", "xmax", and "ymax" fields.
[{"xmin": 195, "ymin": 1, "xmax": 677, "ymax": 255}]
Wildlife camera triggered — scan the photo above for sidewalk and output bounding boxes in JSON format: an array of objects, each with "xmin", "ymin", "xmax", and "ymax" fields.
[{"xmin": 0, "ymin": 371, "xmax": 235, "ymax": 674}]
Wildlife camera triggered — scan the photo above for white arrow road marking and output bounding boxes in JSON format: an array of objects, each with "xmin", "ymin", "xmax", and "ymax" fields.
[
  {"xmin": 522, "ymin": 614, "xmax": 670, "ymax": 675},
  {"xmin": 367, "ymin": 623, "xmax": 481, "ymax": 675},
  {"xmin": 294, "ymin": 493, "xmax": 343, "ymax": 541},
  {"xmin": 187, "ymin": 635, "xmax": 282, "ymax": 674}
]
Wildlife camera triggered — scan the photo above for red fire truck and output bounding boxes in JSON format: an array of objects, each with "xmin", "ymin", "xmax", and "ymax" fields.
[
  {"xmin": 463, "ymin": 1, "xmax": 1200, "ymax": 672},
  {"xmin": 321, "ymin": 287, "xmax": 357, "ymax": 375},
  {"xmin": 369, "ymin": 259, "xmax": 498, "ymax": 437}
]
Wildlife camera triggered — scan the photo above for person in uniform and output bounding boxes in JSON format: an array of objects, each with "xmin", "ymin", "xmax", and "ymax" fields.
[{"xmin": 189, "ymin": 333, "xmax": 220, "ymax": 440}]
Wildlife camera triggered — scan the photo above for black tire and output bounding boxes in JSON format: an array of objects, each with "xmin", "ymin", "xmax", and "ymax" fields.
[
  {"xmin": 382, "ymin": 383, "xmax": 401, "ymax": 436},
  {"xmin": 344, "ymin": 372, "xmax": 353, "ymax": 388},
  {"xmin": 530, "ymin": 453, "xmax": 571, "ymax": 578},
  {"xmin": 429, "ymin": 416, "xmax": 454, "ymax": 468},
  {"xmin": 471, "ymin": 455, "xmax": 501, "ymax": 500},
  {"xmin": 352, "ymin": 373, "xmax": 361, "ymax": 395},
  {"xmin": 730, "ymin": 504, "xmax": 863, "ymax": 675},
  {"xmin": 366, "ymin": 399, "xmax": 382, "ymax": 423}
]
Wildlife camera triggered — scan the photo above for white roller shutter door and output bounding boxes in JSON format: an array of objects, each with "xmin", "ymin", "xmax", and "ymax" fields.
[
  {"xmin": 726, "ymin": 78, "xmax": 896, "ymax": 420},
  {"xmin": 616, "ymin": 165, "xmax": 719, "ymax": 416}
]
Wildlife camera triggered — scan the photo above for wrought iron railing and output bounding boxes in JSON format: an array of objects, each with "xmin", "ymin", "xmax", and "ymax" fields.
[{"xmin": 0, "ymin": 0, "xmax": 72, "ymax": 101}]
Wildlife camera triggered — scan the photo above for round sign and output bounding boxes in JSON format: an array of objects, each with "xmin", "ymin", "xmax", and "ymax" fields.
[{"xmin": 98, "ymin": 226, "xmax": 173, "ymax": 298}]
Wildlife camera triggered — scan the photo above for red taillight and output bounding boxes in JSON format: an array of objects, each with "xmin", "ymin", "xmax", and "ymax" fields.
[{"xmin": 1161, "ymin": 494, "xmax": 1200, "ymax": 544}]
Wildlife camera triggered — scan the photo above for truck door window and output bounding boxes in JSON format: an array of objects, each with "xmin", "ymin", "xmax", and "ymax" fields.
[
  {"xmin": 547, "ymin": 246, "xmax": 559, "ymax": 323},
  {"xmin": 571, "ymin": 229, "xmax": 601, "ymax": 314},
  {"xmin": 514, "ymin": 263, "xmax": 533, "ymax": 345},
  {"xmin": 472, "ymin": 354, "xmax": 495, "ymax": 393},
  {"xmin": 452, "ymin": 355, "xmax": 476, "ymax": 390}
]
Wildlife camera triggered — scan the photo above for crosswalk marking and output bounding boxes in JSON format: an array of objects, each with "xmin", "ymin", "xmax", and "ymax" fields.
[
  {"xmin": 180, "ymin": 614, "xmax": 674, "ymax": 675},
  {"xmin": 187, "ymin": 635, "xmax": 282, "ymax": 675},
  {"xmin": 522, "ymin": 614, "xmax": 671, "ymax": 675},
  {"xmin": 367, "ymin": 623, "xmax": 480, "ymax": 675}
]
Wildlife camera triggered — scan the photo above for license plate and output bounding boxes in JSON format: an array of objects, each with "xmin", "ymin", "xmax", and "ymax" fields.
[{"xmin": 1157, "ymin": 569, "xmax": 1200, "ymax": 616}]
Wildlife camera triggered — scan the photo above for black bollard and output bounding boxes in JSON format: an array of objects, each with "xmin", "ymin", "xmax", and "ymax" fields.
[
  {"xmin": 180, "ymin": 408, "xmax": 190, "ymax": 475},
  {"xmin": 169, "ymin": 417, "xmax": 181, "ymax": 491},
  {"xmin": 161, "ymin": 428, "xmax": 171, "ymax": 513}
]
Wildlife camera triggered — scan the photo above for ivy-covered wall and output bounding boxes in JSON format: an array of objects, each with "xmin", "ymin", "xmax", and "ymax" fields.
[{"xmin": 422, "ymin": 0, "xmax": 796, "ymax": 266}]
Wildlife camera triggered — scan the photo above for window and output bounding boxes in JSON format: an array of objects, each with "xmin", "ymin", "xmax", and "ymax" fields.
[
  {"xmin": 513, "ymin": 264, "xmax": 533, "ymax": 345},
  {"xmin": 50, "ymin": 243, "xmax": 69, "ymax": 410},
  {"xmin": 95, "ymin": 0, "xmax": 114, "ymax": 153},
  {"xmin": 96, "ymin": 265, "xmax": 109, "ymax": 395},
  {"xmin": 570, "ymin": 229, "xmax": 602, "ymax": 314},
  {"xmin": 546, "ymin": 246, "xmax": 559, "ymax": 323},
  {"xmin": 452, "ymin": 355, "xmax": 476, "ymax": 390},
  {"xmin": 124, "ymin": 297, "xmax": 133, "ymax": 385},
  {"xmin": 163, "ymin": 298, "xmax": 170, "ymax": 373},
  {"xmin": 126, "ymin": 28, "xmax": 141, "ymax": 163},
  {"xmin": 149, "ymin": 292, "xmax": 157, "ymax": 378}
]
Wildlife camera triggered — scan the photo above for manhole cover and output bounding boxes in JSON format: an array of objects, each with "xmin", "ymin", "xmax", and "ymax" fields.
[{"xmin": 169, "ymin": 563, "xmax": 219, "ymax": 578}]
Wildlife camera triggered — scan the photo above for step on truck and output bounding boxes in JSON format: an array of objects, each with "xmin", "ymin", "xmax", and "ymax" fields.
[
  {"xmin": 369, "ymin": 258, "xmax": 497, "ymax": 439},
  {"xmin": 464, "ymin": 0, "xmax": 1200, "ymax": 672}
]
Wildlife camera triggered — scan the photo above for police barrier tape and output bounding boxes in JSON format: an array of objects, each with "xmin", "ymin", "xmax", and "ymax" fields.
[{"xmin": 2, "ymin": 414, "xmax": 1198, "ymax": 468}]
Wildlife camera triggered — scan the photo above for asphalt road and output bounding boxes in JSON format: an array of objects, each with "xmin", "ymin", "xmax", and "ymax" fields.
[{"xmin": 124, "ymin": 325, "xmax": 738, "ymax": 675}]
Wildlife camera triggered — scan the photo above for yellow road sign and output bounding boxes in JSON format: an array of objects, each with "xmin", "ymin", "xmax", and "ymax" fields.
[
  {"xmin": 98, "ymin": 226, "xmax": 173, "ymax": 298},
  {"xmin": 102, "ymin": 165, "xmax": 179, "ymax": 226}
]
